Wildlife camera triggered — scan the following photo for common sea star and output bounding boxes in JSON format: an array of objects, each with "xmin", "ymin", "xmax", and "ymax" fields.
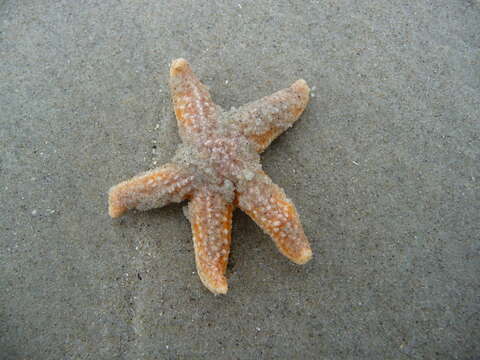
[{"xmin": 108, "ymin": 59, "xmax": 312, "ymax": 294}]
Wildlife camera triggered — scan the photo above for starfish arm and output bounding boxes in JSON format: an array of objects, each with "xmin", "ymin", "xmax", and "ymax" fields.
[
  {"xmin": 169, "ymin": 58, "xmax": 218, "ymax": 140},
  {"xmin": 232, "ymin": 79, "xmax": 310, "ymax": 153},
  {"xmin": 236, "ymin": 171, "xmax": 312, "ymax": 264},
  {"xmin": 108, "ymin": 163, "xmax": 194, "ymax": 218},
  {"xmin": 188, "ymin": 188, "xmax": 233, "ymax": 294}
]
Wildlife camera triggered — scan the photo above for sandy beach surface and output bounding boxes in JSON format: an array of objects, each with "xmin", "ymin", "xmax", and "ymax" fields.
[{"xmin": 1, "ymin": 1, "xmax": 479, "ymax": 358}]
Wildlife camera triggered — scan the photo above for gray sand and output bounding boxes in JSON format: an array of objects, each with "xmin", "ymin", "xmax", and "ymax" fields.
[{"xmin": 1, "ymin": 1, "xmax": 479, "ymax": 358}]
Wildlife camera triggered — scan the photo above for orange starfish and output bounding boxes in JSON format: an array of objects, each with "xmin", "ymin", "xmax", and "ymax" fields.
[{"xmin": 108, "ymin": 59, "xmax": 312, "ymax": 294}]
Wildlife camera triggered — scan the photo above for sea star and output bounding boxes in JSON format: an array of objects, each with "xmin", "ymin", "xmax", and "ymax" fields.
[{"xmin": 108, "ymin": 59, "xmax": 312, "ymax": 294}]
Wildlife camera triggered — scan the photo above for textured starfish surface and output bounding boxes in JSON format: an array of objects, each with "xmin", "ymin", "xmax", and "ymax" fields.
[{"xmin": 108, "ymin": 59, "xmax": 312, "ymax": 294}]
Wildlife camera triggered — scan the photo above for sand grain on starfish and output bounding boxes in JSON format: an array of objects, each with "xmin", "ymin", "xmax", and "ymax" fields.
[{"xmin": 108, "ymin": 58, "xmax": 312, "ymax": 294}]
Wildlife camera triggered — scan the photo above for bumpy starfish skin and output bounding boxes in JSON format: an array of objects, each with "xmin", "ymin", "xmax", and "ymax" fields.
[{"xmin": 109, "ymin": 59, "xmax": 312, "ymax": 294}]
